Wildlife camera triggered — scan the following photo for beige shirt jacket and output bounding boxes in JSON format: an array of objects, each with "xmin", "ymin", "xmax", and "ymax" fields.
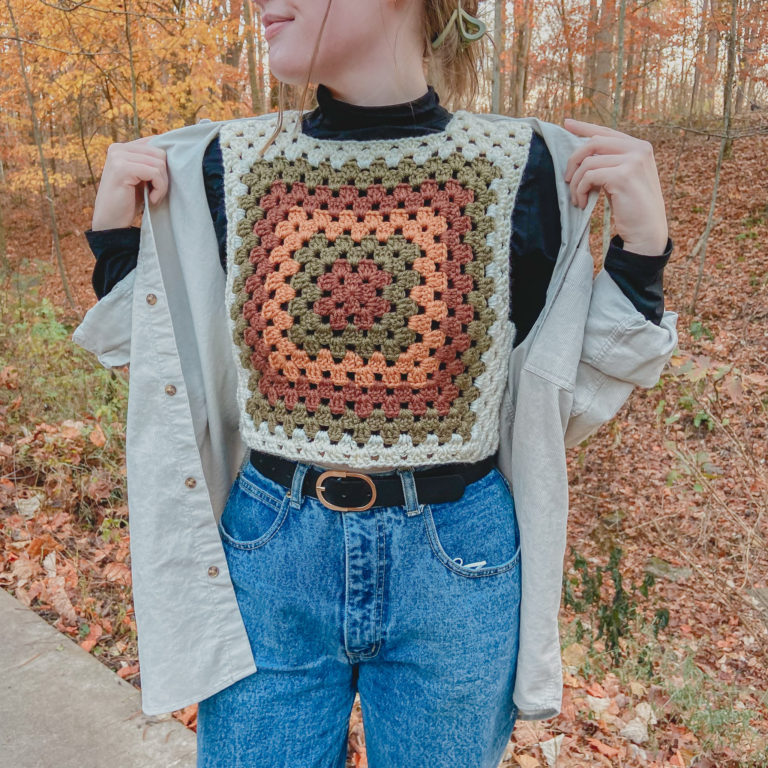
[{"xmin": 73, "ymin": 112, "xmax": 679, "ymax": 720}]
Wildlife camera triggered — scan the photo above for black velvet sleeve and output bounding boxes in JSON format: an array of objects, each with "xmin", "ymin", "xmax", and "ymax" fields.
[
  {"xmin": 86, "ymin": 226, "xmax": 141, "ymax": 300},
  {"xmin": 604, "ymin": 235, "xmax": 672, "ymax": 325},
  {"xmin": 86, "ymin": 136, "xmax": 227, "ymax": 300},
  {"xmin": 203, "ymin": 136, "xmax": 227, "ymax": 271},
  {"xmin": 509, "ymin": 132, "xmax": 561, "ymax": 347}
]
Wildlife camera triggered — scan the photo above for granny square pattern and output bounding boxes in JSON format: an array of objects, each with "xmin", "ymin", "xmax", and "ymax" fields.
[{"xmin": 220, "ymin": 111, "xmax": 532, "ymax": 468}]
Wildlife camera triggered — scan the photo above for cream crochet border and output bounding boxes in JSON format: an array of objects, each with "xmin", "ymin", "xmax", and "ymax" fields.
[{"xmin": 220, "ymin": 111, "xmax": 532, "ymax": 469}]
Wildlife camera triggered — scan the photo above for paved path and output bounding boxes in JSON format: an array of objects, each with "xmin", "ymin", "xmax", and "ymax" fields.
[{"xmin": 0, "ymin": 587, "xmax": 197, "ymax": 768}]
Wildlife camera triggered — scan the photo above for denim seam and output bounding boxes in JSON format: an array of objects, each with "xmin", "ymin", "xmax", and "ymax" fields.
[
  {"xmin": 342, "ymin": 511, "xmax": 352, "ymax": 660},
  {"xmin": 217, "ymin": 494, "xmax": 291, "ymax": 551},
  {"xmin": 237, "ymin": 472, "xmax": 284, "ymax": 512},
  {"xmin": 373, "ymin": 512, "xmax": 386, "ymax": 656}
]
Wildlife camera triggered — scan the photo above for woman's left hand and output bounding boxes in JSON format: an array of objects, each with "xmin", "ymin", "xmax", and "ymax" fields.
[{"xmin": 563, "ymin": 118, "xmax": 669, "ymax": 256}]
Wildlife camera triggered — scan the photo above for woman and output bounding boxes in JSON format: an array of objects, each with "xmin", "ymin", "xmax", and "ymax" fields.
[{"xmin": 76, "ymin": 1, "xmax": 678, "ymax": 766}]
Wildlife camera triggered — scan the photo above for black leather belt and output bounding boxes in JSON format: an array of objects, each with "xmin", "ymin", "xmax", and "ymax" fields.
[{"xmin": 249, "ymin": 449, "xmax": 497, "ymax": 512}]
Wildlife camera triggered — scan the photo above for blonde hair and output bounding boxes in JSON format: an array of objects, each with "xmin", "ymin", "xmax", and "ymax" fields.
[
  {"xmin": 423, "ymin": 0, "xmax": 486, "ymax": 110},
  {"xmin": 259, "ymin": 0, "xmax": 487, "ymax": 157}
]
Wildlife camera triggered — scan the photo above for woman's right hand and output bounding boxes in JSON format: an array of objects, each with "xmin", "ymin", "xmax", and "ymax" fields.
[{"xmin": 91, "ymin": 136, "xmax": 168, "ymax": 231}]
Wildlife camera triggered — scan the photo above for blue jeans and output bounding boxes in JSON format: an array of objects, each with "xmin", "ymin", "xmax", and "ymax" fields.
[{"xmin": 197, "ymin": 458, "xmax": 522, "ymax": 768}]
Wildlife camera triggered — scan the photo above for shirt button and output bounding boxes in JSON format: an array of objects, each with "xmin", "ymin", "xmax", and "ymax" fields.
[
  {"xmin": 185, "ymin": 476, "xmax": 197, "ymax": 489},
  {"xmin": 146, "ymin": 293, "xmax": 157, "ymax": 305},
  {"xmin": 208, "ymin": 565, "xmax": 220, "ymax": 578},
  {"xmin": 165, "ymin": 384, "xmax": 177, "ymax": 396}
]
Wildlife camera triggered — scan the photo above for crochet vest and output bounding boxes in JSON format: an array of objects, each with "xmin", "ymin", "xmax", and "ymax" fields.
[{"xmin": 219, "ymin": 112, "xmax": 533, "ymax": 468}]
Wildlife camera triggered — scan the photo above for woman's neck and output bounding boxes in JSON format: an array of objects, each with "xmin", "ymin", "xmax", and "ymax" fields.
[{"xmin": 324, "ymin": 77, "xmax": 430, "ymax": 109}]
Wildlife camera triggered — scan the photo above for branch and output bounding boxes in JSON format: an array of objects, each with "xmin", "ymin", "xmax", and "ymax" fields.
[
  {"xmin": 651, "ymin": 122, "xmax": 768, "ymax": 140},
  {"xmin": 630, "ymin": 0, "xmax": 660, "ymax": 13},
  {"xmin": 0, "ymin": 35, "xmax": 110, "ymax": 56},
  {"xmin": 35, "ymin": 0, "xmax": 202, "ymax": 23}
]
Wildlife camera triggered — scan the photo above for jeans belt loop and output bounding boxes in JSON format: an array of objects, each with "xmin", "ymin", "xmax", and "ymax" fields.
[
  {"xmin": 397, "ymin": 468, "xmax": 422, "ymax": 517},
  {"xmin": 289, "ymin": 462, "xmax": 310, "ymax": 509}
]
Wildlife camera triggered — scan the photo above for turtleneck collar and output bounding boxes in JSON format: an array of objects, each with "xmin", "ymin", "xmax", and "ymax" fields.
[{"xmin": 301, "ymin": 83, "xmax": 452, "ymax": 140}]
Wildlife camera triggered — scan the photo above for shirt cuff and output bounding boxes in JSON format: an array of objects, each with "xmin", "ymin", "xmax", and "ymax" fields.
[{"xmin": 603, "ymin": 235, "xmax": 673, "ymax": 326}]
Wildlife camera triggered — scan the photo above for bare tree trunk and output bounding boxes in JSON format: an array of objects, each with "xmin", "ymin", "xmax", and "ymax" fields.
[
  {"xmin": 48, "ymin": 112, "xmax": 57, "ymax": 197},
  {"xmin": 583, "ymin": 0, "xmax": 600, "ymax": 117},
  {"xmin": 0, "ymin": 158, "xmax": 7, "ymax": 274},
  {"xmin": 101, "ymin": 76, "xmax": 120, "ymax": 143},
  {"xmin": 640, "ymin": 10, "xmax": 650, "ymax": 114},
  {"xmin": 499, "ymin": 1, "xmax": 508, "ymax": 112},
  {"xmin": 123, "ymin": 0, "xmax": 141, "ymax": 138},
  {"xmin": 722, "ymin": 0, "xmax": 738, "ymax": 158},
  {"xmin": 592, "ymin": 0, "xmax": 616, "ymax": 121},
  {"xmin": 76, "ymin": 90, "xmax": 98, "ymax": 193},
  {"xmin": 691, "ymin": 0, "xmax": 708, "ymax": 120},
  {"xmin": 5, "ymin": 0, "xmax": 75, "ymax": 308},
  {"xmin": 557, "ymin": 0, "xmax": 577, "ymax": 114},
  {"xmin": 670, "ymin": 74, "xmax": 700, "ymax": 202},
  {"xmin": 491, "ymin": 0, "xmax": 504, "ymax": 113},
  {"xmin": 654, "ymin": 40, "xmax": 662, "ymax": 118},
  {"xmin": 255, "ymin": 6, "xmax": 267, "ymax": 111},
  {"xmin": 602, "ymin": 0, "xmax": 626, "ymax": 254},
  {"xmin": 734, "ymin": 9, "xmax": 754, "ymax": 114},
  {"xmin": 691, "ymin": 0, "xmax": 738, "ymax": 313},
  {"xmin": 701, "ymin": 0, "xmax": 720, "ymax": 116},
  {"xmin": 675, "ymin": 0, "xmax": 691, "ymax": 116},
  {"xmin": 509, "ymin": 0, "xmax": 533, "ymax": 116},
  {"xmin": 621, "ymin": 22, "xmax": 636, "ymax": 120},
  {"xmin": 220, "ymin": 0, "xmax": 244, "ymax": 103},
  {"xmin": 243, "ymin": 0, "xmax": 262, "ymax": 113}
]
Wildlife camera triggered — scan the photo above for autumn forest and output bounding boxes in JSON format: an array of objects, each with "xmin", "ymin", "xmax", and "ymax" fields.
[{"xmin": 1, "ymin": 1, "xmax": 768, "ymax": 766}]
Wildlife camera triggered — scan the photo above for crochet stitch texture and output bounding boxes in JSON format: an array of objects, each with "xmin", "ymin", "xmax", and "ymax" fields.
[{"xmin": 220, "ymin": 111, "xmax": 532, "ymax": 468}]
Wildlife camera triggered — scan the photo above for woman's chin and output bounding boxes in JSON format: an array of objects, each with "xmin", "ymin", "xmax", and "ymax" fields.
[{"xmin": 266, "ymin": 51, "xmax": 314, "ymax": 88}]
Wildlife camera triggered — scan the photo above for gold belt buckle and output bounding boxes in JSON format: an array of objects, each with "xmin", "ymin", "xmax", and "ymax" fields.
[{"xmin": 315, "ymin": 471, "xmax": 377, "ymax": 512}]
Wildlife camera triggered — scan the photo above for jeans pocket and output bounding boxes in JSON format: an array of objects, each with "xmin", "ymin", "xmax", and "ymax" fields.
[
  {"xmin": 422, "ymin": 468, "xmax": 520, "ymax": 578},
  {"xmin": 217, "ymin": 467, "xmax": 290, "ymax": 550}
]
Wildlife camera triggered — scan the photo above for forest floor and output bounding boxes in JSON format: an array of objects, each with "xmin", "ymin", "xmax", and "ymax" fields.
[{"xmin": 1, "ymin": 118, "xmax": 767, "ymax": 767}]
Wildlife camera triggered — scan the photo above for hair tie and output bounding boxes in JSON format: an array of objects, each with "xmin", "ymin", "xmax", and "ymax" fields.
[{"xmin": 431, "ymin": 1, "xmax": 487, "ymax": 50}]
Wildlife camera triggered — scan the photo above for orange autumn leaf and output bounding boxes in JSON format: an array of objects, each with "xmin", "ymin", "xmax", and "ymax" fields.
[
  {"xmin": 175, "ymin": 704, "xmax": 198, "ymax": 728},
  {"xmin": 117, "ymin": 664, "xmax": 140, "ymax": 679},
  {"xmin": 669, "ymin": 750, "xmax": 686, "ymax": 767},
  {"xmin": 10, "ymin": 555, "xmax": 42, "ymax": 586},
  {"xmin": 102, "ymin": 562, "xmax": 132, "ymax": 585},
  {"xmin": 79, "ymin": 623, "xmax": 103, "ymax": 652},
  {"xmin": 85, "ymin": 473, "xmax": 113, "ymax": 502},
  {"xmin": 46, "ymin": 575, "xmax": 78, "ymax": 625},
  {"xmin": 89, "ymin": 424, "xmax": 107, "ymax": 447},
  {"xmin": 585, "ymin": 681, "xmax": 606, "ymax": 697},
  {"xmin": 587, "ymin": 738, "xmax": 620, "ymax": 757},
  {"xmin": 27, "ymin": 533, "xmax": 62, "ymax": 559},
  {"xmin": 59, "ymin": 420, "xmax": 85, "ymax": 440},
  {"xmin": 0, "ymin": 365, "xmax": 19, "ymax": 389}
]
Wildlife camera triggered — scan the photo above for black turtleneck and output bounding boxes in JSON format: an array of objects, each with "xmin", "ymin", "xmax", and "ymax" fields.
[
  {"xmin": 86, "ymin": 85, "xmax": 671, "ymax": 339},
  {"xmin": 304, "ymin": 84, "xmax": 452, "ymax": 138}
]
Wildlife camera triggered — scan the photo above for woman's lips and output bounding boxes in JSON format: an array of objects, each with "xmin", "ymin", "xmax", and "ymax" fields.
[{"xmin": 264, "ymin": 18, "xmax": 292, "ymax": 41}]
